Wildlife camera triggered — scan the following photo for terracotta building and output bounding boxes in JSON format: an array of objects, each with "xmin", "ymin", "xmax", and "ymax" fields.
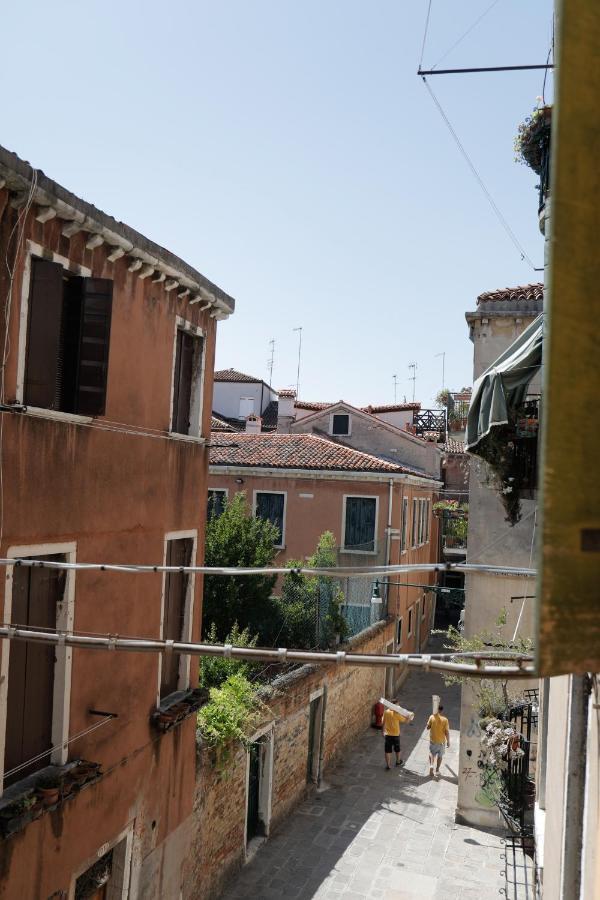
[
  {"xmin": 0, "ymin": 146, "xmax": 234, "ymax": 897},
  {"xmin": 208, "ymin": 432, "xmax": 441, "ymax": 657}
]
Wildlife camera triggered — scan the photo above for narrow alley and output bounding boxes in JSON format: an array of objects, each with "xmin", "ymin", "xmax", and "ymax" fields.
[{"xmin": 221, "ymin": 668, "xmax": 534, "ymax": 900}]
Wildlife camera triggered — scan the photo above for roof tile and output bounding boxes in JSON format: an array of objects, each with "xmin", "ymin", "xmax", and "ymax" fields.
[
  {"xmin": 476, "ymin": 283, "xmax": 543, "ymax": 305},
  {"xmin": 209, "ymin": 432, "xmax": 433, "ymax": 477}
]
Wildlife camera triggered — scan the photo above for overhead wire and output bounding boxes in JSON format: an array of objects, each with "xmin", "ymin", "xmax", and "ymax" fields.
[
  {"xmin": 421, "ymin": 76, "xmax": 537, "ymax": 270},
  {"xmin": 430, "ymin": 0, "xmax": 503, "ymax": 71},
  {"xmin": 418, "ymin": 0, "xmax": 434, "ymax": 70}
]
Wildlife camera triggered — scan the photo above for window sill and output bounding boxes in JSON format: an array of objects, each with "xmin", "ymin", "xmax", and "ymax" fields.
[
  {"xmin": 0, "ymin": 759, "xmax": 102, "ymax": 841},
  {"xmin": 168, "ymin": 431, "xmax": 207, "ymax": 445},
  {"xmin": 23, "ymin": 406, "xmax": 93, "ymax": 426},
  {"xmin": 340, "ymin": 549, "xmax": 378, "ymax": 555},
  {"xmin": 152, "ymin": 687, "xmax": 208, "ymax": 733}
]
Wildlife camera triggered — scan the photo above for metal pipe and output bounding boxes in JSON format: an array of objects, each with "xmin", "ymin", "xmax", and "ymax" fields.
[
  {"xmin": 0, "ymin": 557, "xmax": 536, "ymax": 579},
  {"xmin": 0, "ymin": 626, "xmax": 536, "ymax": 679},
  {"xmin": 418, "ymin": 64, "xmax": 554, "ymax": 76}
]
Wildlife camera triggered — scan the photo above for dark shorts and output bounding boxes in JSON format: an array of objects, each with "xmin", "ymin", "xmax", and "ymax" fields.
[{"xmin": 384, "ymin": 734, "xmax": 400, "ymax": 754}]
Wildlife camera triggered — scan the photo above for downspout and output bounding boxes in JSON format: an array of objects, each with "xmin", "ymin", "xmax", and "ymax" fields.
[
  {"xmin": 386, "ymin": 478, "xmax": 394, "ymax": 620},
  {"xmin": 560, "ymin": 674, "xmax": 590, "ymax": 900},
  {"xmin": 316, "ymin": 685, "xmax": 328, "ymax": 790}
]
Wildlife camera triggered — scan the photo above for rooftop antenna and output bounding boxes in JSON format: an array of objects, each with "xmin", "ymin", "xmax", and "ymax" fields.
[
  {"xmin": 435, "ymin": 351, "xmax": 446, "ymax": 391},
  {"xmin": 293, "ymin": 326, "xmax": 303, "ymax": 398},
  {"xmin": 408, "ymin": 362, "xmax": 417, "ymax": 403},
  {"xmin": 393, "ymin": 374, "xmax": 398, "ymax": 403},
  {"xmin": 267, "ymin": 338, "xmax": 275, "ymax": 385}
]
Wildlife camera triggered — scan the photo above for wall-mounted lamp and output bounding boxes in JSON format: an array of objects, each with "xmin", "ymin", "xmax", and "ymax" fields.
[{"xmin": 235, "ymin": 478, "xmax": 244, "ymax": 485}]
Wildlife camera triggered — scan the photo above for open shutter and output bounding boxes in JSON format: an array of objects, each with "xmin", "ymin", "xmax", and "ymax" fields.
[
  {"xmin": 160, "ymin": 538, "xmax": 193, "ymax": 698},
  {"xmin": 171, "ymin": 329, "xmax": 195, "ymax": 434},
  {"xmin": 75, "ymin": 278, "xmax": 113, "ymax": 416},
  {"xmin": 24, "ymin": 258, "xmax": 64, "ymax": 408}
]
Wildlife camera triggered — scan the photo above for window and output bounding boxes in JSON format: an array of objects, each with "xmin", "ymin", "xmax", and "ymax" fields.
[
  {"xmin": 207, "ymin": 489, "xmax": 228, "ymax": 519},
  {"xmin": 397, "ymin": 616, "xmax": 403, "ymax": 647},
  {"xmin": 255, "ymin": 492, "xmax": 286, "ymax": 547},
  {"xmin": 411, "ymin": 498, "xmax": 418, "ymax": 548},
  {"xmin": 425, "ymin": 500, "xmax": 430, "ymax": 542},
  {"xmin": 343, "ymin": 496, "xmax": 377, "ymax": 552},
  {"xmin": 400, "ymin": 498, "xmax": 408, "ymax": 552},
  {"xmin": 171, "ymin": 325, "xmax": 204, "ymax": 435},
  {"xmin": 24, "ymin": 258, "xmax": 113, "ymax": 415},
  {"xmin": 160, "ymin": 538, "xmax": 193, "ymax": 698},
  {"xmin": 408, "ymin": 606, "xmax": 414, "ymax": 637},
  {"xmin": 4, "ymin": 555, "xmax": 65, "ymax": 786},
  {"xmin": 331, "ymin": 413, "xmax": 350, "ymax": 436}
]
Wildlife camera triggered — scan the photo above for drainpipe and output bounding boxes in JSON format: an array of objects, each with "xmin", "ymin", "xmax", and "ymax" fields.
[
  {"xmin": 386, "ymin": 479, "xmax": 394, "ymax": 620},
  {"xmin": 316, "ymin": 685, "xmax": 328, "ymax": 790},
  {"xmin": 560, "ymin": 674, "xmax": 590, "ymax": 900}
]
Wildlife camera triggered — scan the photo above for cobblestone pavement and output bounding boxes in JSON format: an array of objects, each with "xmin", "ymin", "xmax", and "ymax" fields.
[{"xmin": 221, "ymin": 666, "xmax": 512, "ymax": 900}]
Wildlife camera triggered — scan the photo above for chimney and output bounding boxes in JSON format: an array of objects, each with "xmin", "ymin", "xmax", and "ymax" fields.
[
  {"xmin": 245, "ymin": 414, "xmax": 262, "ymax": 434},
  {"xmin": 277, "ymin": 388, "xmax": 297, "ymax": 433}
]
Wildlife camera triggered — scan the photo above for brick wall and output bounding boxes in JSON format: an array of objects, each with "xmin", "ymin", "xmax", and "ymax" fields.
[{"xmin": 185, "ymin": 618, "xmax": 396, "ymax": 899}]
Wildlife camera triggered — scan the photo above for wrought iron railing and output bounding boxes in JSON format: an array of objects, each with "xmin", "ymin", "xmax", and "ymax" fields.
[{"xmin": 412, "ymin": 409, "xmax": 446, "ymax": 440}]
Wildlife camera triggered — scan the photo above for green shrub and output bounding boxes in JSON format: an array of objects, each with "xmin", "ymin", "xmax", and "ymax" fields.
[
  {"xmin": 197, "ymin": 673, "xmax": 266, "ymax": 749},
  {"xmin": 201, "ymin": 622, "xmax": 259, "ymax": 689}
]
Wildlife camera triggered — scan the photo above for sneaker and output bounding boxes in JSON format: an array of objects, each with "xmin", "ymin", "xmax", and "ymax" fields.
[
  {"xmin": 434, "ymin": 771, "xmax": 440, "ymax": 780},
  {"xmin": 386, "ymin": 764, "xmax": 391, "ymax": 770},
  {"xmin": 396, "ymin": 759, "xmax": 403, "ymax": 767}
]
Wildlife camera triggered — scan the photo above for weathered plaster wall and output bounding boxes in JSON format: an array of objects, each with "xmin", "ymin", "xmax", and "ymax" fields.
[{"xmin": 0, "ymin": 191, "xmax": 217, "ymax": 897}]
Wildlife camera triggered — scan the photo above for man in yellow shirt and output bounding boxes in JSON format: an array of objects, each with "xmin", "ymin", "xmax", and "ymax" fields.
[
  {"xmin": 426, "ymin": 704, "xmax": 450, "ymax": 778},
  {"xmin": 383, "ymin": 707, "xmax": 410, "ymax": 770}
]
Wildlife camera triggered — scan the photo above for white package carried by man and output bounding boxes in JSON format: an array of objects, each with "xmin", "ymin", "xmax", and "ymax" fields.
[{"xmin": 380, "ymin": 697, "xmax": 414, "ymax": 721}]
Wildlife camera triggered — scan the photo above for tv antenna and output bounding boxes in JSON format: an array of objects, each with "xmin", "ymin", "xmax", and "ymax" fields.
[
  {"xmin": 393, "ymin": 374, "xmax": 398, "ymax": 403},
  {"xmin": 293, "ymin": 327, "xmax": 303, "ymax": 398},
  {"xmin": 267, "ymin": 339, "xmax": 275, "ymax": 385},
  {"xmin": 408, "ymin": 362, "xmax": 417, "ymax": 403}
]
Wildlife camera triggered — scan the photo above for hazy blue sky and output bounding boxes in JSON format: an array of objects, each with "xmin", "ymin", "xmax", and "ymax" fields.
[{"xmin": 1, "ymin": 1, "xmax": 553, "ymax": 407}]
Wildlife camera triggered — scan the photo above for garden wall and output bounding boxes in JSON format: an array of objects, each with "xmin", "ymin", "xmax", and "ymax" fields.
[{"xmin": 184, "ymin": 618, "xmax": 397, "ymax": 899}]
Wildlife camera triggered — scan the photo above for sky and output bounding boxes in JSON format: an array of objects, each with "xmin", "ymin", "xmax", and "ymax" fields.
[{"xmin": 1, "ymin": 1, "xmax": 553, "ymax": 408}]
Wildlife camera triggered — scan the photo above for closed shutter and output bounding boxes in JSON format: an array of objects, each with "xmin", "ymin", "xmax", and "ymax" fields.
[
  {"xmin": 4, "ymin": 559, "xmax": 63, "ymax": 785},
  {"xmin": 75, "ymin": 278, "xmax": 113, "ymax": 416},
  {"xmin": 344, "ymin": 497, "xmax": 376, "ymax": 551},
  {"xmin": 255, "ymin": 493, "xmax": 285, "ymax": 545},
  {"xmin": 160, "ymin": 538, "xmax": 193, "ymax": 698},
  {"xmin": 24, "ymin": 258, "xmax": 64, "ymax": 408},
  {"xmin": 171, "ymin": 330, "xmax": 195, "ymax": 434}
]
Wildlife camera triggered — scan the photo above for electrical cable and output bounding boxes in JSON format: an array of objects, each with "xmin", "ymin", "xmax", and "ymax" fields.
[
  {"xmin": 0, "ymin": 556, "xmax": 536, "ymax": 578},
  {"xmin": 430, "ymin": 0, "xmax": 503, "ymax": 71},
  {"xmin": 3, "ymin": 713, "xmax": 115, "ymax": 782},
  {"xmin": 421, "ymin": 76, "xmax": 537, "ymax": 271},
  {"xmin": 418, "ymin": 0, "xmax": 434, "ymax": 70}
]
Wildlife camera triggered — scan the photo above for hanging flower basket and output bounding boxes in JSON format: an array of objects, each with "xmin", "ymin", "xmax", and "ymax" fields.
[{"xmin": 514, "ymin": 105, "xmax": 552, "ymax": 175}]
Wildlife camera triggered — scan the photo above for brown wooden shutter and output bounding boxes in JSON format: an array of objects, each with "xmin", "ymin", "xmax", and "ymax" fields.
[
  {"xmin": 171, "ymin": 329, "xmax": 195, "ymax": 434},
  {"xmin": 4, "ymin": 560, "xmax": 63, "ymax": 785},
  {"xmin": 160, "ymin": 538, "xmax": 193, "ymax": 698},
  {"xmin": 75, "ymin": 278, "xmax": 113, "ymax": 416},
  {"xmin": 24, "ymin": 258, "xmax": 64, "ymax": 409}
]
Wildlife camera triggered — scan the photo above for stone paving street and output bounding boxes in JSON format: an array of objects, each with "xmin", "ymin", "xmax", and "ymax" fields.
[{"xmin": 221, "ymin": 663, "xmax": 522, "ymax": 900}]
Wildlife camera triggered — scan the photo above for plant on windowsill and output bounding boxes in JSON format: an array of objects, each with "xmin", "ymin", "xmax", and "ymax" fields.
[
  {"xmin": 514, "ymin": 104, "xmax": 552, "ymax": 174},
  {"xmin": 152, "ymin": 688, "xmax": 210, "ymax": 733},
  {"xmin": 0, "ymin": 792, "xmax": 38, "ymax": 836},
  {"xmin": 36, "ymin": 773, "xmax": 62, "ymax": 807}
]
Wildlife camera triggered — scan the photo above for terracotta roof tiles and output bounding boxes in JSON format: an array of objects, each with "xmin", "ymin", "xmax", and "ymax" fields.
[
  {"xmin": 476, "ymin": 283, "xmax": 543, "ymax": 305},
  {"xmin": 214, "ymin": 368, "xmax": 263, "ymax": 383},
  {"xmin": 209, "ymin": 432, "xmax": 433, "ymax": 477}
]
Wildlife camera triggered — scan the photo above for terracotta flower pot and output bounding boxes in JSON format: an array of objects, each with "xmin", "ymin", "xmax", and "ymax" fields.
[{"xmin": 38, "ymin": 787, "xmax": 60, "ymax": 807}]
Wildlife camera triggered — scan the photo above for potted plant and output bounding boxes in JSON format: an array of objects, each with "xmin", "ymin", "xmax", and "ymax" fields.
[
  {"xmin": 36, "ymin": 773, "xmax": 62, "ymax": 807},
  {"xmin": 0, "ymin": 792, "xmax": 37, "ymax": 835},
  {"xmin": 514, "ymin": 104, "xmax": 552, "ymax": 175}
]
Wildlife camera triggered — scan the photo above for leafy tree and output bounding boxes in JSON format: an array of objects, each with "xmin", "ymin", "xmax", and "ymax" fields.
[
  {"xmin": 197, "ymin": 672, "xmax": 267, "ymax": 749},
  {"xmin": 276, "ymin": 532, "xmax": 347, "ymax": 650},
  {"xmin": 201, "ymin": 622, "xmax": 259, "ymax": 689},
  {"xmin": 202, "ymin": 492, "xmax": 279, "ymax": 640}
]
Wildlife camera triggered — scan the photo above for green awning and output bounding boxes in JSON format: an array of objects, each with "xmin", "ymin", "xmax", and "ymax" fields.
[{"xmin": 466, "ymin": 314, "xmax": 543, "ymax": 453}]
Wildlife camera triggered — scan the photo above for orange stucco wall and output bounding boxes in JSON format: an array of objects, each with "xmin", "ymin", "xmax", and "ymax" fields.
[
  {"xmin": 0, "ymin": 189, "xmax": 218, "ymax": 895},
  {"xmin": 208, "ymin": 472, "xmax": 439, "ymax": 653}
]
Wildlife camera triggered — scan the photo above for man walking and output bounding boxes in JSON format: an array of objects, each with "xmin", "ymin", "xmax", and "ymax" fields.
[
  {"xmin": 427, "ymin": 703, "xmax": 450, "ymax": 778},
  {"xmin": 383, "ymin": 706, "xmax": 410, "ymax": 770}
]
